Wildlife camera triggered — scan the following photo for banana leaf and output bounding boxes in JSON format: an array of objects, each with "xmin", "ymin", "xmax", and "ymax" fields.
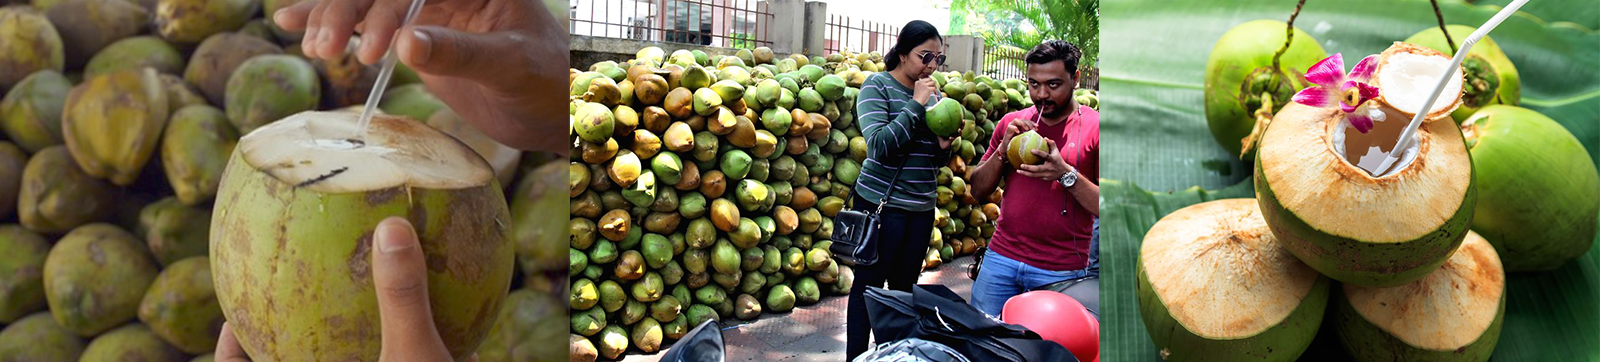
[{"xmin": 1098, "ymin": 0, "xmax": 1600, "ymax": 361}]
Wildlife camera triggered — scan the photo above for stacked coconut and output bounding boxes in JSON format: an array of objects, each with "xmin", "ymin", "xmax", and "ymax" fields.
[
  {"xmin": 566, "ymin": 46, "xmax": 1033, "ymax": 360},
  {"xmin": 1140, "ymin": 25, "xmax": 1598, "ymax": 362},
  {"xmin": 0, "ymin": 2, "xmax": 566, "ymax": 361}
]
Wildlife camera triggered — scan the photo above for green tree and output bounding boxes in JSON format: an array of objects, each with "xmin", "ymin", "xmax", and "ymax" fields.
[{"xmin": 951, "ymin": 0, "xmax": 1098, "ymax": 74}]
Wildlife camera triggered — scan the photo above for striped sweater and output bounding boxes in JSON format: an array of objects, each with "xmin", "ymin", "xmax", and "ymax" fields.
[{"xmin": 852, "ymin": 72, "xmax": 950, "ymax": 212}]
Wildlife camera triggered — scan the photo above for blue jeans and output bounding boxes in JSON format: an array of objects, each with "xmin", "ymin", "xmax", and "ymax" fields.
[{"xmin": 969, "ymin": 248, "xmax": 1093, "ymax": 318}]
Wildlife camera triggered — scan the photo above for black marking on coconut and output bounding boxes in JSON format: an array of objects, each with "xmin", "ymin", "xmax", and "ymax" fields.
[{"xmin": 295, "ymin": 166, "xmax": 349, "ymax": 188}]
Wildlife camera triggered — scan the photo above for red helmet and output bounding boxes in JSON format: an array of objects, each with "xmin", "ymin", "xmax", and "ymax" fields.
[{"xmin": 1002, "ymin": 291, "xmax": 1099, "ymax": 362}]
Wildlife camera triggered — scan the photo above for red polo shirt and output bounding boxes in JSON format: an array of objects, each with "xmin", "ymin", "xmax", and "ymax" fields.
[{"xmin": 980, "ymin": 105, "xmax": 1098, "ymax": 272}]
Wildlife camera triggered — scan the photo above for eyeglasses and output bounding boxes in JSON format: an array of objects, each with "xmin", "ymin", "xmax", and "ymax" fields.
[{"xmin": 918, "ymin": 51, "xmax": 946, "ymax": 66}]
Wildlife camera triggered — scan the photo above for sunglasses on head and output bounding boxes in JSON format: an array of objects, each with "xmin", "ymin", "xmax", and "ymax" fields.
[{"xmin": 917, "ymin": 51, "xmax": 946, "ymax": 66}]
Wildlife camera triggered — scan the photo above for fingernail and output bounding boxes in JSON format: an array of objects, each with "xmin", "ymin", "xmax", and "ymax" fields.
[
  {"xmin": 410, "ymin": 29, "xmax": 432, "ymax": 64},
  {"xmin": 376, "ymin": 220, "xmax": 414, "ymax": 253}
]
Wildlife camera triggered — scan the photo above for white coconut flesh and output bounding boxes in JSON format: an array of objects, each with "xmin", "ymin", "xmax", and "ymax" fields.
[
  {"xmin": 1141, "ymin": 199, "xmax": 1321, "ymax": 339},
  {"xmin": 1344, "ymin": 231, "xmax": 1503, "ymax": 350},
  {"xmin": 1333, "ymin": 43, "xmax": 1464, "ymax": 177},
  {"xmin": 237, "ymin": 111, "xmax": 494, "ymax": 194}
]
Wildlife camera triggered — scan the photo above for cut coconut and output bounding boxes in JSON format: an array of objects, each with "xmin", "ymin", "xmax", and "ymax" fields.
[
  {"xmin": 1334, "ymin": 231, "xmax": 1504, "ymax": 361},
  {"xmin": 236, "ymin": 111, "xmax": 494, "ymax": 193},
  {"xmin": 1255, "ymin": 43, "xmax": 1474, "ymax": 288},
  {"xmin": 211, "ymin": 110, "xmax": 512, "ymax": 361},
  {"xmin": 1138, "ymin": 199, "xmax": 1327, "ymax": 362}
]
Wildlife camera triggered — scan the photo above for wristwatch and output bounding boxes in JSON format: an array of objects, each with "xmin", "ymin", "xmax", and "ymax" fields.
[{"xmin": 1059, "ymin": 169, "xmax": 1078, "ymax": 188}]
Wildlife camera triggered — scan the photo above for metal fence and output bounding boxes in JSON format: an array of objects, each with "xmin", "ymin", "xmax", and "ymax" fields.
[
  {"xmin": 569, "ymin": 0, "xmax": 773, "ymax": 49},
  {"xmin": 823, "ymin": 14, "xmax": 898, "ymax": 55},
  {"xmin": 981, "ymin": 45, "xmax": 1027, "ymax": 81}
]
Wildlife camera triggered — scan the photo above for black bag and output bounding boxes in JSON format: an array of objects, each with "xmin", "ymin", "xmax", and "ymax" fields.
[
  {"xmin": 831, "ymin": 155, "xmax": 910, "ymax": 266},
  {"xmin": 659, "ymin": 320, "xmax": 725, "ymax": 362},
  {"xmin": 865, "ymin": 285, "xmax": 1076, "ymax": 362}
]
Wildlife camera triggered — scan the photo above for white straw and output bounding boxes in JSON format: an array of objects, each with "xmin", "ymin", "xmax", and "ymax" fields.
[
  {"xmin": 352, "ymin": 0, "xmax": 429, "ymax": 142},
  {"xmin": 1375, "ymin": 0, "xmax": 1528, "ymax": 176}
]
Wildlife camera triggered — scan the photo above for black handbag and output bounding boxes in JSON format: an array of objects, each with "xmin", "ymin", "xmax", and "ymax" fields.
[{"xmin": 831, "ymin": 155, "xmax": 910, "ymax": 266}]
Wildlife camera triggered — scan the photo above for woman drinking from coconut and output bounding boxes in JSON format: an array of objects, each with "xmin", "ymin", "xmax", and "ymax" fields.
[{"xmin": 844, "ymin": 19, "xmax": 959, "ymax": 361}]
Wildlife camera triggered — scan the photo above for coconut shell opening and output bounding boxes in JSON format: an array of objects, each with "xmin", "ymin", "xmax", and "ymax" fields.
[
  {"xmin": 1260, "ymin": 101, "xmax": 1471, "ymax": 243},
  {"xmin": 1141, "ymin": 199, "xmax": 1321, "ymax": 339},
  {"xmin": 237, "ymin": 111, "xmax": 493, "ymax": 193},
  {"xmin": 1343, "ymin": 231, "xmax": 1504, "ymax": 350}
]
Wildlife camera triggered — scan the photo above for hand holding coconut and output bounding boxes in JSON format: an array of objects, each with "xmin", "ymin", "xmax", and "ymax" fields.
[
  {"xmin": 1015, "ymin": 138, "xmax": 1071, "ymax": 182},
  {"xmin": 274, "ymin": 0, "xmax": 569, "ymax": 152}
]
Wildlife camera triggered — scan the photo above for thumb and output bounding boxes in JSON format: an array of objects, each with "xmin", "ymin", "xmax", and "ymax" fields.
[
  {"xmin": 396, "ymin": 25, "xmax": 531, "ymax": 84},
  {"xmin": 370, "ymin": 217, "xmax": 450, "ymax": 359}
]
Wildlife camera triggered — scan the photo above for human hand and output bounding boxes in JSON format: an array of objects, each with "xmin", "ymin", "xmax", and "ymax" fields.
[
  {"xmin": 215, "ymin": 218, "xmax": 477, "ymax": 362},
  {"xmin": 274, "ymin": 0, "xmax": 568, "ymax": 153},
  {"xmin": 1017, "ymin": 138, "xmax": 1072, "ymax": 182},
  {"xmin": 938, "ymin": 135, "xmax": 957, "ymax": 150},
  {"xmin": 997, "ymin": 119, "xmax": 1036, "ymax": 163},
  {"xmin": 913, "ymin": 77, "xmax": 937, "ymax": 106}
]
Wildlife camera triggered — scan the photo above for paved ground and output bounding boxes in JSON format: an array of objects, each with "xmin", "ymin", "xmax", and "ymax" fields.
[{"xmin": 621, "ymin": 256, "xmax": 978, "ymax": 362}]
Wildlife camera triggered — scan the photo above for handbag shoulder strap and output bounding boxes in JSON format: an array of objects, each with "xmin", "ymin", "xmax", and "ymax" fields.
[{"xmin": 871, "ymin": 151, "xmax": 913, "ymax": 215}]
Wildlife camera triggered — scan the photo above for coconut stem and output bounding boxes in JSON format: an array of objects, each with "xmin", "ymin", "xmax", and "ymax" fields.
[
  {"xmin": 1431, "ymin": 0, "xmax": 1457, "ymax": 54},
  {"xmin": 1272, "ymin": 0, "xmax": 1308, "ymax": 73}
]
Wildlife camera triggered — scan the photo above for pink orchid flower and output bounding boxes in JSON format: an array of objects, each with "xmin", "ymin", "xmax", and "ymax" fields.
[{"xmin": 1292, "ymin": 53, "xmax": 1382, "ymax": 133}]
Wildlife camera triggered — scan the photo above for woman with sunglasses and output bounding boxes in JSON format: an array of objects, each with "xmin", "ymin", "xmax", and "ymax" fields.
[{"xmin": 844, "ymin": 20, "xmax": 956, "ymax": 361}]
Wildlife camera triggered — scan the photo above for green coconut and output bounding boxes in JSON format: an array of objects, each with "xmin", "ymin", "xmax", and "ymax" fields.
[
  {"xmin": 226, "ymin": 55, "xmax": 322, "ymax": 133},
  {"xmin": 84, "ymin": 36, "xmax": 184, "ymax": 78},
  {"xmin": 77, "ymin": 323, "xmax": 185, "ymax": 362},
  {"xmin": 510, "ymin": 162, "xmax": 568, "ymax": 274},
  {"xmin": 44, "ymin": 224, "xmax": 160, "ymax": 337},
  {"xmin": 0, "ymin": 7, "xmax": 64, "ymax": 90},
  {"xmin": 1255, "ymin": 43, "xmax": 1472, "ymax": 287},
  {"xmin": 138, "ymin": 197, "xmax": 212, "ymax": 266},
  {"xmin": 1459, "ymin": 105, "xmax": 1597, "ymax": 271},
  {"xmin": 926, "ymin": 98, "xmax": 963, "ymax": 137},
  {"xmin": 379, "ymin": 84, "xmax": 447, "ymax": 121},
  {"xmin": 428, "ymin": 109, "xmax": 522, "ymax": 187},
  {"xmin": 1138, "ymin": 199, "xmax": 1327, "ymax": 362},
  {"xmin": 0, "ymin": 70, "xmax": 70, "ymax": 153},
  {"xmin": 0, "ymin": 312, "xmax": 86, "ymax": 361},
  {"xmin": 17, "ymin": 146, "xmax": 117, "ymax": 234},
  {"xmin": 154, "ymin": 0, "xmax": 257, "ymax": 43},
  {"xmin": 1332, "ymin": 231, "xmax": 1504, "ymax": 362},
  {"xmin": 1405, "ymin": 25, "xmax": 1519, "ymax": 122},
  {"xmin": 62, "ymin": 67, "xmax": 169, "ymax": 186},
  {"xmin": 1204, "ymin": 19, "xmax": 1328, "ymax": 158},
  {"xmin": 184, "ymin": 33, "xmax": 284, "ymax": 106},
  {"xmin": 161, "ymin": 105, "xmax": 239, "ymax": 205},
  {"xmin": 209, "ymin": 111, "xmax": 513, "ymax": 361},
  {"xmin": 0, "ymin": 226, "xmax": 49, "ymax": 323},
  {"xmin": 137, "ymin": 257, "xmax": 223, "ymax": 354}
]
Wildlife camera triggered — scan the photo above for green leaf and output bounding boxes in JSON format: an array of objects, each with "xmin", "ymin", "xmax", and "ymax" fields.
[{"xmin": 1100, "ymin": 0, "xmax": 1600, "ymax": 361}]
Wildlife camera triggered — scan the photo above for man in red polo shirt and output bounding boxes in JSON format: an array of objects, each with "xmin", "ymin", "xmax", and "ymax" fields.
[{"xmin": 966, "ymin": 40, "xmax": 1099, "ymax": 317}]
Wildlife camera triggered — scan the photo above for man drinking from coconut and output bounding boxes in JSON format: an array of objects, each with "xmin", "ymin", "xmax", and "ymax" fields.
[{"xmin": 966, "ymin": 40, "xmax": 1100, "ymax": 318}]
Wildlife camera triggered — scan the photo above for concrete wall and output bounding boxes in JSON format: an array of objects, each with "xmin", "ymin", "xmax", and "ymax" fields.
[{"xmin": 944, "ymin": 35, "xmax": 983, "ymax": 74}]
